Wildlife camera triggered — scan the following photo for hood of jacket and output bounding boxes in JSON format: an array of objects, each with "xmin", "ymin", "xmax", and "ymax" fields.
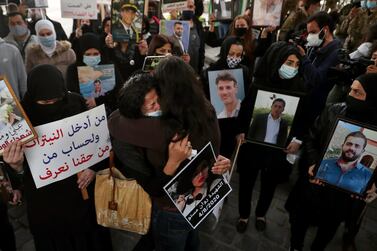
[{"xmin": 27, "ymin": 40, "xmax": 72, "ymax": 56}]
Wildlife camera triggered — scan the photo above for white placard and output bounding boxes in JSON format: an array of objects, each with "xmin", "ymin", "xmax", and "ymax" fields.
[
  {"xmin": 97, "ymin": 0, "xmax": 111, "ymax": 4},
  {"xmin": 161, "ymin": 0, "xmax": 188, "ymax": 13},
  {"xmin": 25, "ymin": 105, "xmax": 111, "ymax": 188},
  {"xmin": 60, "ymin": 0, "xmax": 98, "ymax": 20}
]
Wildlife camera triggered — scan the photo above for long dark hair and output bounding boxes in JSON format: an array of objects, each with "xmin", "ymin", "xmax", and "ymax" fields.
[
  {"xmin": 229, "ymin": 15, "xmax": 254, "ymax": 62},
  {"xmin": 154, "ymin": 57, "xmax": 216, "ymax": 139}
]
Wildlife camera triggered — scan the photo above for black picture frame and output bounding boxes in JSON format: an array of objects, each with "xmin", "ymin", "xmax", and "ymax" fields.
[
  {"xmin": 251, "ymin": 0, "xmax": 284, "ymax": 27},
  {"xmin": 313, "ymin": 117, "xmax": 377, "ymax": 197},
  {"xmin": 211, "ymin": 0, "xmax": 234, "ymax": 21},
  {"xmin": 245, "ymin": 86, "xmax": 303, "ymax": 149}
]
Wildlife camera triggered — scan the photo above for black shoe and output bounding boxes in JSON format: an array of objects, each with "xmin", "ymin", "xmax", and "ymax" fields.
[
  {"xmin": 236, "ymin": 219, "xmax": 249, "ymax": 233},
  {"xmin": 255, "ymin": 217, "xmax": 266, "ymax": 232}
]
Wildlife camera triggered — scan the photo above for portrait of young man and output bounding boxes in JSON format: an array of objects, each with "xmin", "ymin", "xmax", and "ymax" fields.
[
  {"xmin": 216, "ymin": 72, "xmax": 241, "ymax": 119},
  {"xmin": 247, "ymin": 98, "xmax": 288, "ymax": 147},
  {"xmin": 316, "ymin": 131, "xmax": 373, "ymax": 194},
  {"xmin": 113, "ymin": 2, "xmax": 139, "ymax": 41},
  {"xmin": 169, "ymin": 21, "xmax": 185, "ymax": 54}
]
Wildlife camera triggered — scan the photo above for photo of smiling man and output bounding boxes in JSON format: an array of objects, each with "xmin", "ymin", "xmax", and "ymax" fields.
[
  {"xmin": 208, "ymin": 69, "xmax": 245, "ymax": 119},
  {"xmin": 316, "ymin": 130, "xmax": 374, "ymax": 194}
]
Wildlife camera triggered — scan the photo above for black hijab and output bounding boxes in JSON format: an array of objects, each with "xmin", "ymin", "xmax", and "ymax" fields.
[
  {"xmin": 77, "ymin": 32, "xmax": 105, "ymax": 64},
  {"xmin": 213, "ymin": 36, "xmax": 244, "ymax": 68},
  {"xmin": 22, "ymin": 64, "xmax": 86, "ymax": 126},
  {"xmin": 253, "ymin": 41, "xmax": 304, "ymax": 91},
  {"xmin": 346, "ymin": 73, "xmax": 377, "ymax": 125}
]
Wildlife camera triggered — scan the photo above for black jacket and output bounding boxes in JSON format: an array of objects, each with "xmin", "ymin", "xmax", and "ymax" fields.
[{"xmin": 248, "ymin": 113, "xmax": 288, "ymax": 148}]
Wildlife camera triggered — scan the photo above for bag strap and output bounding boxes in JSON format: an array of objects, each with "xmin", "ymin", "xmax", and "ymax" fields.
[{"xmin": 108, "ymin": 151, "xmax": 118, "ymax": 211}]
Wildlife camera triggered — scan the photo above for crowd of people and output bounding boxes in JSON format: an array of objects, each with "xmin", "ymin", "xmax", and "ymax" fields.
[{"xmin": 0, "ymin": 0, "xmax": 377, "ymax": 251}]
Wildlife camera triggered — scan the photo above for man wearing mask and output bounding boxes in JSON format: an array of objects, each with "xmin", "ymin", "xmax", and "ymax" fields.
[
  {"xmin": 27, "ymin": 8, "xmax": 68, "ymax": 41},
  {"xmin": 286, "ymin": 73, "xmax": 377, "ymax": 251},
  {"xmin": 181, "ymin": 0, "xmax": 204, "ymax": 74},
  {"xmin": 295, "ymin": 11, "xmax": 340, "ymax": 147},
  {"xmin": 4, "ymin": 12, "xmax": 37, "ymax": 60}
]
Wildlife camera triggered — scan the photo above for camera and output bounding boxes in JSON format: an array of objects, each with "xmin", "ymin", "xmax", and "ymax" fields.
[{"xmin": 328, "ymin": 49, "xmax": 374, "ymax": 86}]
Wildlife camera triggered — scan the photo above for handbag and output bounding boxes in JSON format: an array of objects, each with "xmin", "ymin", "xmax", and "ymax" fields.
[{"xmin": 94, "ymin": 151, "xmax": 151, "ymax": 235}]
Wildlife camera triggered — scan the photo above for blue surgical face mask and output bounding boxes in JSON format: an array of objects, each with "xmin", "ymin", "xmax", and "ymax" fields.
[
  {"xmin": 367, "ymin": 0, "xmax": 377, "ymax": 9},
  {"xmin": 38, "ymin": 35, "xmax": 55, "ymax": 48},
  {"xmin": 145, "ymin": 110, "xmax": 162, "ymax": 117},
  {"xmin": 278, "ymin": 64, "xmax": 298, "ymax": 79},
  {"xmin": 83, "ymin": 55, "xmax": 101, "ymax": 67},
  {"xmin": 9, "ymin": 24, "xmax": 28, "ymax": 36}
]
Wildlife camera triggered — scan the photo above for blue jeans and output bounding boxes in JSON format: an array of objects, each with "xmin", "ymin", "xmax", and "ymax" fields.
[{"xmin": 152, "ymin": 206, "xmax": 199, "ymax": 251}]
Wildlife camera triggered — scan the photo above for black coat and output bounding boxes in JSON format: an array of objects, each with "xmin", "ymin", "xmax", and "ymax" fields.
[{"xmin": 248, "ymin": 113, "xmax": 288, "ymax": 148}]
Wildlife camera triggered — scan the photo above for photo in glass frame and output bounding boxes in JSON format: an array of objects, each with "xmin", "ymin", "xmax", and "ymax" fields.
[
  {"xmin": 313, "ymin": 118, "xmax": 377, "ymax": 197},
  {"xmin": 246, "ymin": 88, "xmax": 301, "ymax": 149},
  {"xmin": 252, "ymin": 0, "xmax": 284, "ymax": 27},
  {"xmin": 0, "ymin": 77, "xmax": 37, "ymax": 154}
]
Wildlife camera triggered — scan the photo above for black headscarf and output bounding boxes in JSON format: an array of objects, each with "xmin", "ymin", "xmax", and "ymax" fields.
[
  {"xmin": 346, "ymin": 73, "xmax": 377, "ymax": 125},
  {"xmin": 213, "ymin": 36, "xmax": 244, "ymax": 68},
  {"xmin": 22, "ymin": 64, "xmax": 86, "ymax": 126},
  {"xmin": 253, "ymin": 41, "xmax": 304, "ymax": 91},
  {"xmin": 77, "ymin": 32, "xmax": 103, "ymax": 64}
]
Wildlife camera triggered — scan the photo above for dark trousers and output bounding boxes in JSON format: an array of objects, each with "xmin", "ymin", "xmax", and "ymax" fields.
[
  {"xmin": 0, "ymin": 201, "xmax": 16, "ymax": 251},
  {"xmin": 237, "ymin": 144, "xmax": 280, "ymax": 219}
]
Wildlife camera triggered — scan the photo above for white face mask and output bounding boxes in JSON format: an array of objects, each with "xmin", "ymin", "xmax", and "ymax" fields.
[
  {"xmin": 145, "ymin": 110, "xmax": 162, "ymax": 117},
  {"xmin": 306, "ymin": 28, "xmax": 324, "ymax": 47}
]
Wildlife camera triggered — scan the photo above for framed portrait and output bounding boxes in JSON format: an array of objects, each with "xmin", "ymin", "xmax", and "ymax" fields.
[
  {"xmin": 142, "ymin": 56, "xmax": 166, "ymax": 72},
  {"xmin": 159, "ymin": 20, "xmax": 190, "ymax": 53},
  {"xmin": 313, "ymin": 118, "xmax": 377, "ymax": 197},
  {"xmin": 246, "ymin": 87, "xmax": 302, "ymax": 149},
  {"xmin": 77, "ymin": 64, "xmax": 116, "ymax": 99},
  {"xmin": 208, "ymin": 69, "xmax": 245, "ymax": 119},
  {"xmin": 111, "ymin": 0, "xmax": 145, "ymax": 42},
  {"xmin": 0, "ymin": 0, "xmax": 8, "ymax": 6},
  {"xmin": 211, "ymin": 0, "xmax": 234, "ymax": 21},
  {"xmin": 161, "ymin": 0, "xmax": 187, "ymax": 13},
  {"xmin": 0, "ymin": 77, "xmax": 37, "ymax": 154},
  {"xmin": 164, "ymin": 142, "xmax": 232, "ymax": 229},
  {"xmin": 252, "ymin": 0, "xmax": 284, "ymax": 27},
  {"xmin": 25, "ymin": 0, "xmax": 48, "ymax": 8}
]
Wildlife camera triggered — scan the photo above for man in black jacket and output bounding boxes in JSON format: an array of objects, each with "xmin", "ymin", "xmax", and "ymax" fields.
[{"xmin": 286, "ymin": 73, "xmax": 377, "ymax": 251}]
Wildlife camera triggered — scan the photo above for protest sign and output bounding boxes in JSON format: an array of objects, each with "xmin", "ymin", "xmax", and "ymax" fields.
[
  {"xmin": 24, "ymin": 0, "xmax": 48, "ymax": 8},
  {"xmin": 111, "ymin": 0, "xmax": 144, "ymax": 42},
  {"xmin": 24, "ymin": 105, "xmax": 111, "ymax": 189},
  {"xmin": 77, "ymin": 64, "xmax": 116, "ymax": 99},
  {"xmin": 0, "ymin": 77, "xmax": 36, "ymax": 154},
  {"xmin": 164, "ymin": 142, "xmax": 232, "ymax": 229},
  {"xmin": 60, "ymin": 0, "xmax": 97, "ymax": 20},
  {"xmin": 97, "ymin": 0, "xmax": 111, "ymax": 4},
  {"xmin": 161, "ymin": 0, "xmax": 187, "ymax": 13}
]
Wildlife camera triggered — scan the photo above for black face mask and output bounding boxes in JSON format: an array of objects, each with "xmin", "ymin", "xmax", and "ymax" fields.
[
  {"xmin": 346, "ymin": 95, "xmax": 377, "ymax": 124},
  {"xmin": 31, "ymin": 100, "xmax": 65, "ymax": 125},
  {"xmin": 234, "ymin": 27, "xmax": 247, "ymax": 37}
]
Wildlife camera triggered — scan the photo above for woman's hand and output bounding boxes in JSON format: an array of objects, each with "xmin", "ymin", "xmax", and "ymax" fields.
[
  {"xmin": 164, "ymin": 135, "xmax": 192, "ymax": 175},
  {"xmin": 3, "ymin": 141, "xmax": 25, "ymax": 173},
  {"xmin": 308, "ymin": 165, "xmax": 324, "ymax": 186},
  {"xmin": 77, "ymin": 169, "xmax": 96, "ymax": 189},
  {"xmin": 284, "ymin": 141, "xmax": 301, "ymax": 154},
  {"xmin": 9, "ymin": 189, "xmax": 22, "ymax": 206},
  {"xmin": 211, "ymin": 155, "xmax": 231, "ymax": 175},
  {"xmin": 86, "ymin": 98, "xmax": 96, "ymax": 109},
  {"xmin": 105, "ymin": 34, "xmax": 115, "ymax": 48},
  {"xmin": 236, "ymin": 133, "xmax": 245, "ymax": 145},
  {"xmin": 138, "ymin": 39, "xmax": 149, "ymax": 56}
]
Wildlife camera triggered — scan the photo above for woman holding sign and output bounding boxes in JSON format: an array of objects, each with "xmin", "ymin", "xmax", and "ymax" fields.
[
  {"xmin": 109, "ymin": 57, "xmax": 231, "ymax": 251},
  {"xmin": 3, "ymin": 65, "xmax": 112, "ymax": 251}
]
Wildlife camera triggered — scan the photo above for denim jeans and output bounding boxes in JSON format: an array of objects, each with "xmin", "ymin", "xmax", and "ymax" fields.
[{"xmin": 152, "ymin": 206, "xmax": 199, "ymax": 251}]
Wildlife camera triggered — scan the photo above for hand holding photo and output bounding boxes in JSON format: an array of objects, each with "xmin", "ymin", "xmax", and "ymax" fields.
[
  {"xmin": 164, "ymin": 142, "xmax": 232, "ymax": 229},
  {"xmin": 314, "ymin": 119, "xmax": 377, "ymax": 196}
]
